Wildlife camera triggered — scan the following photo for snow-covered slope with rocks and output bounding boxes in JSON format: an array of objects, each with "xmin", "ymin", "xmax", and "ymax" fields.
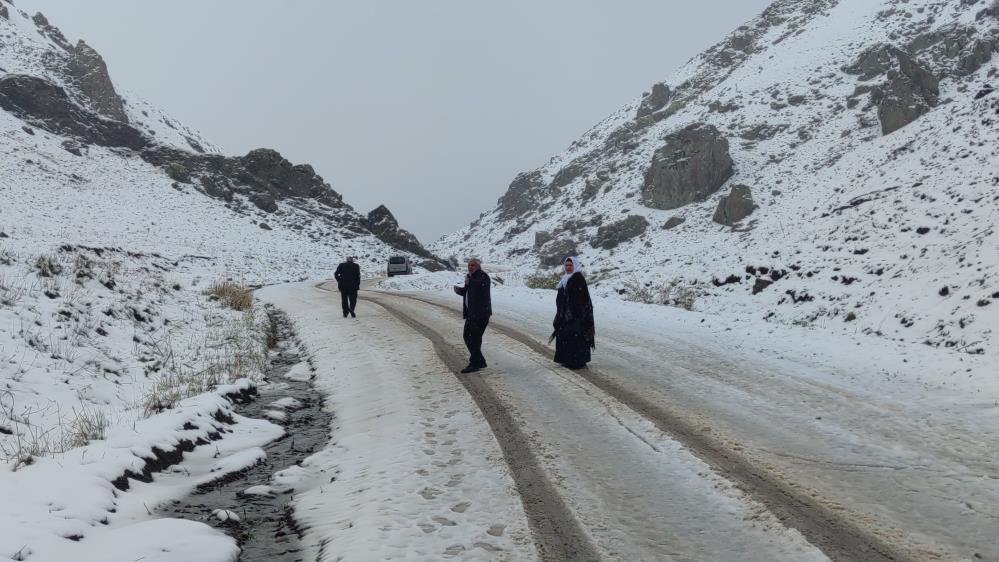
[
  {"xmin": 0, "ymin": 2, "xmax": 446, "ymax": 559},
  {"xmin": 0, "ymin": 0, "xmax": 445, "ymax": 280},
  {"xmin": 435, "ymin": 0, "xmax": 999, "ymax": 357}
]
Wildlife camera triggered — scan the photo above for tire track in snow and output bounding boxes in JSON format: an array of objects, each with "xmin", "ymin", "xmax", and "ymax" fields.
[
  {"xmin": 372, "ymin": 290, "xmax": 912, "ymax": 562},
  {"xmin": 365, "ymin": 293, "xmax": 601, "ymax": 562}
]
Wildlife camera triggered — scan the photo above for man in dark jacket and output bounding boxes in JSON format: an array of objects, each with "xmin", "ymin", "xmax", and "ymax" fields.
[
  {"xmin": 334, "ymin": 256, "xmax": 361, "ymax": 318},
  {"xmin": 452, "ymin": 258, "xmax": 491, "ymax": 373}
]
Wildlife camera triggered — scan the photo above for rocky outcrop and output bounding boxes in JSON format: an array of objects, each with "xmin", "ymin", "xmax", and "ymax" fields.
[
  {"xmin": 846, "ymin": 45, "xmax": 939, "ymax": 135},
  {"xmin": 496, "ymin": 171, "xmax": 544, "ymax": 220},
  {"xmin": 636, "ymin": 82, "xmax": 673, "ymax": 119},
  {"xmin": 140, "ymin": 146, "xmax": 347, "ymax": 211},
  {"xmin": 538, "ymin": 239, "xmax": 577, "ymax": 267},
  {"xmin": 641, "ymin": 124, "xmax": 734, "ymax": 210},
  {"xmin": 0, "ymin": 74, "xmax": 145, "ymax": 149},
  {"xmin": 592, "ymin": 215, "xmax": 649, "ymax": 250},
  {"xmin": 366, "ymin": 205, "xmax": 444, "ymax": 263},
  {"xmin": 31, "ymin": 13, "xmax": 129, "ymax": 122},
  {"xmin": 712, "ymin": 184, "xmax": 756, "ymax": 225},
  {"xmin": 65, "ymin": 41, "xmax": 129, "ymax": 123}
]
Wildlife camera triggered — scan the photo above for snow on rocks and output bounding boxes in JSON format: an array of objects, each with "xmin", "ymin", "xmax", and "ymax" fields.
[{"xmin": 432, "ymin": 0, "xmax": 999, "ymax": 363}]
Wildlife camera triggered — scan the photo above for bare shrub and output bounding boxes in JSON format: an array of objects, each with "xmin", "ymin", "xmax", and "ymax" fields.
[
  {"xmin": 0, "ymin": 244, "xmax": 15, "ymax": 266},
  {"xmin": 34, "ymin": 254, "xmax": 63, "ymax": 277},
  {"xmin": 524, "ymin": 270, "xmax": 561, "ymax": 290},
  {"xmin": 0, "ymin": 273, "xmax": 28, "ymax": 308},
  {"xmin": 622, "ymin": 278, "xmax": 699, "ymax": 311},
  {"xmin": 142, "ymin": 310, "xmax": 266, "ymax": 416},
  {"xmin": 205, "ymin": 280, "xmax": 254, "ymax": 311},
  {"xmin": 63, "ymin": 404, "xmax": 110, "ymax": 449}
]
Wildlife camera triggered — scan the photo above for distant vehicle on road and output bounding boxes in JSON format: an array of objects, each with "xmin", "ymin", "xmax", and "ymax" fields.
[{"xmin": 387, "ymin": 256, "xmax": 413, "ymax": 276}]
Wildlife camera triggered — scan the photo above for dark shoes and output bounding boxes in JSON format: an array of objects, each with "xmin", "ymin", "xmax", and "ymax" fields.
[
  {"xmin": 343, "ymin": 311, "xmax": 349, "ymax": 318},
  {"xmin": 459, "ymin": 362, "xmax": 487, "ymax": 374},
  {"xmin": 350, "ymin": 311, "xmax": 356, "ymax": 318}
]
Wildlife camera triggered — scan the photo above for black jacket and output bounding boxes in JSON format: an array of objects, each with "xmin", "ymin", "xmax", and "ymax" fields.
[
  {"xmin": 334, "ymin": 262, "xmax": 361, "ymax": 291},
  {"xmin": 455, "ymin": 270, "xmax": 491, "ymax": 321},
  {"xmin": 554, "ymin": 272, "xmax": 595, "ymax": 348}
]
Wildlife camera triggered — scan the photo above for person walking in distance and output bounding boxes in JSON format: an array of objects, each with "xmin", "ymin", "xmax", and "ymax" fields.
[
  {"xmin": 551, "ymin": 256, "xmax": 595, "ymax": 369},
  {"xmin": 334, "ymin": 256, "xmax": 361, "ymax": 318},
  {"xmin": 453, "ymin": 258, "xmax": 491, "ymax": 373}
]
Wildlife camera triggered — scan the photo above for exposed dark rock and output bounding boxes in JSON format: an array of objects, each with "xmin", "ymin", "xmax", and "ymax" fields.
[
  {"xmin": 538, "ymin": 239, "xmax": 577, "ymax": 267},
  {"xmin": 61, "ymin": 139, "xmax": 83, "ymax": 156},
  {"xmin": 496, "ymin": 171, "xmax": 544, "ymax": 220},
  {"xmin": 366, "ymin": 205, "xmax": 447, "ymax": 266},
  {"xmin": 712, "ymin": 184, "xmax": 756, "ymax": 226},
  {"xmin": 165, "ymin": 163, "xmax": 191, "ymax": 184},
  {"xmin": 0, "ymin": 5, "xmax": 8, "ymax": 19},
  {"xmin": 21, "ymin": 125, "xmax": 34, "ymax": 135},
  {"xmin": 533, "ymin": 231, "xmax": 554, "ymax": 250},
  {"xmin": 65, "ymin": 40, "xmax": 129, "ymax": 123},
  {"xmin": 977, "ymin": 0, "xmax": 999, "ymax": 21},
  {"xmin": 249, "ymin": 193, "xmax": 278, "ymax": 213},
  {"xmin": 662, "ymin": 216, "xmax": 686, "ymax": 230},
  {"xmin": 550, "ymin": 162, "xmax": 584, "ymax": 189},
  {"xmin": 582, "ymin": 175, "xmax": 606, "ymax": 200},
  {"xmin": 636, "ymin": 82, "xmax": 673, "ymax": 118},
  {"xmin": 592, "ymin": 215, "xmax": 649, "ymax": 250},
  {"xmin": 0, "ymin": 75, "xmax": 146, "ymax": 149},
  {"xmin": 258, "ymin": 222, "xmax": 271, "ymax": 231},
  {"xmin": 641, "ymin": 124, "xmax": 734, "ymax": 210},
  {"xmin": 846, "ymin": 46, "xmax": 939, "ymax": 135},
  {"xmin": 141, "ymin": 146, "xmax": 345, "ymax": 209},
  {"xmin": 32, "ymin": 12, "xmax": 70, "ymax": 50},
  {"xmin": 739, "ymin": 123, "xmax": 789, "ymax": 141}
]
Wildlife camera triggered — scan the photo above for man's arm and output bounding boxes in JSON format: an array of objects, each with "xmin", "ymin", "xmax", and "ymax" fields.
[{"xmin": 334, "ymin": 264, "xmax": 343, "ymax": 281}]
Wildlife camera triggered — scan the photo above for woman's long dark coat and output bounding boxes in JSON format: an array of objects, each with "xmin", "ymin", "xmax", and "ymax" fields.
[{"xmin": 553, "ymin": 272, "xmax": 595, "ymax": 368}]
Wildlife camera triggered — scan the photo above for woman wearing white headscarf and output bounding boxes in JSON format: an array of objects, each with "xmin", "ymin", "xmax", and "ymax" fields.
[{"xmin": 551, "ymin": 256, "xmax": 595, "ymax": 369}]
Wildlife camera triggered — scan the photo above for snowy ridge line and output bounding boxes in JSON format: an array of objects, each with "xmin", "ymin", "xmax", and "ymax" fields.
[
  {"xmin": 364, "ymin": 292, "xmax": 600, "ymax": 562},
  {"xmin": 371, "ymin": 290, "xmax": 912, "ymax": 562}
]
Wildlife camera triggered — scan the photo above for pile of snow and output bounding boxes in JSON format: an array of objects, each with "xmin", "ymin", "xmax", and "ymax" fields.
[{"xmin": 434, "ymin": 0, "xmax": 999, "ymax": 360}]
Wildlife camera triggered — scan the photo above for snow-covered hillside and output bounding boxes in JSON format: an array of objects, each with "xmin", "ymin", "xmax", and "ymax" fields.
[
  {"xmin": 0, "ymin": 0, "xmax": 445, "ymax": 280},
  {"xmin": 0, "ymin": 2, "xmax": 450, "ymax": 559},
  {"xmin": 434, "ymin": 0, "xmax": 999, "ymax": 356}
]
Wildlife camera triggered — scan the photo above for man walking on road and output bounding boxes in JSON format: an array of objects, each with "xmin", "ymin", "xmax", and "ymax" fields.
[
  {"xmin": 334, "ymin": 256, "xmax": 361, "ymax": 318},
  {"xmin": 453, "ymin": 258, "xmax": 491, "ymax": 373}
]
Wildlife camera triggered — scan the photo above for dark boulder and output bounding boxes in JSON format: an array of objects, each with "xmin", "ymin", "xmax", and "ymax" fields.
[
  {"xmin": 845, "ymin": 46, "xmax": 939, "ymax": 135},
  {"xmin": 533, "ymin": 231, "xmax": 554, "ymax": 250},
  {"xmin": 0, "ymin": 74, "xmax": 146, "ymax": 149},
  {"xmin": 249, "ymin": 193, "xmax": 278, "ymax": 213},
  {"xmin": 712, "ymin": 184, "xmax": 756, "ymax": 226},
  {"xmin": 592, "ymin": 215, "xmax": 649, "ymax": 250},
  {"xmin": 538, "ymin": 239, "xmax": 577, "ymax": 267},
  {"xmin": 550, "ymin": 162, "xmax": 585, "ymax": 190},
  {"xmin": 662, "ymin": 216, "xmax": 686, "ymax": 230},
  {"xmin": 636, "ymin": 82, "xmax": 673, "ymax": 119},
  {"xmin": 641, "ymin": 124, "xmax": 734, "ymax": 210}
]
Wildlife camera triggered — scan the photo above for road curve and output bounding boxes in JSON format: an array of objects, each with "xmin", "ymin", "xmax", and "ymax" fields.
[{"xmin": 364, "ymin": 289, "xmax": 852, "ymax": 562}]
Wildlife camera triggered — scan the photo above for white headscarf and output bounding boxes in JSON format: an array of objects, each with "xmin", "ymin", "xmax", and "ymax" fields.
[{"xmin": 556, "ymin": 256, "xmax": 583, "ymax": 290}]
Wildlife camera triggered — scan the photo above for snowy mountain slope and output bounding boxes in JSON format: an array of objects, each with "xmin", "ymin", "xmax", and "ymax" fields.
[
  {"xmin": 0, "ymin": 1, "xmax": 445, "ymax": 277},
  {"xmin": 434, "ymin": 0, "xmax": 999, "ymax": 354}
]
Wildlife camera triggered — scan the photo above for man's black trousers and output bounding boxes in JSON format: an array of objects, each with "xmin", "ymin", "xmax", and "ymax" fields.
[
  {"xmin": 340, "ymin": 289, "xmax": 358, "ymax": 315},
  {"xmin": 463, "ymin": 317, "xmax": 489, "ymax": 367}
]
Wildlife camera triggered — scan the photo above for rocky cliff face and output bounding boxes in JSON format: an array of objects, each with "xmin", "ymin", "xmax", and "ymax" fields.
[
  {"xmin": 435, "ymin": 0, "xmax": 999, "ymax": 351},
  {"xmin": 0, "ymin": 4, "xmax": 437, "ymax": 269}
]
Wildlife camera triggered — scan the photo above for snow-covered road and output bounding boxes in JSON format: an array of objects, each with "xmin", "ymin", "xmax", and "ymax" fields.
[
  {"xmin": 370, "ymin": 283, "xmax": 999, "ymax": 562},
  {"xmin": 254, "ymin": 280, "xmax": 999, "ymax": 561}
]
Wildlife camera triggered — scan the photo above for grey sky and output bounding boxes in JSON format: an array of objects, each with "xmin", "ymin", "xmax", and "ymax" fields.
[{"xmin": 27, "ymin": 0, "xmax": 771, "ymax": 242}]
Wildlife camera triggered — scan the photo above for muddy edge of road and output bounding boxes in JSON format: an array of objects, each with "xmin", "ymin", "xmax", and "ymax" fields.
[
  {"xmin": 362, "ymin": 292, "xmax": 602, "ymax": 562},
  {"xmin": 367, "ymin": 290, "xmax": 914, "ymax": 562}
]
